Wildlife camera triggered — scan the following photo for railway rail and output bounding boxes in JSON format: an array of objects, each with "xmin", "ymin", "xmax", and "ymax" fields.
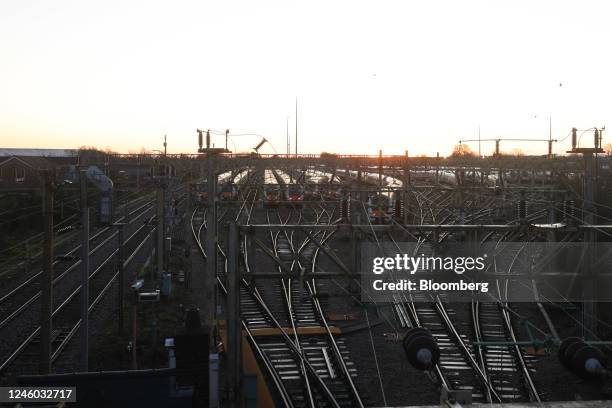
[
  {"xmin": 0, "ymin": 196, "xmax": 156, "ymax": 331},
  {"xmin": 191, "ymin": 179, "xmax": 364, "ymax": 407},
  {"xmin": 0, "ymin": 190, "xmax": 153, "ymax": 277},
  {"xmin": 188, "ymin": 170, "xmax": 564, "ymax": 405},
  {"xmin": 368, "ymin": 186, "xmax": 545, "ymax": 404},
  {"xmin": 0, "ymin": 186, "xmax": 186, "ymax": 378},
  {"xmin": 1, "ymin": 162, "xmax": 597, "ymax": 405}
]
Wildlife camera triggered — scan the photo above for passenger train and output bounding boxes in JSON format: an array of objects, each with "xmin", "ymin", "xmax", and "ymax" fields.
[{"xmin": 194, "ymin": 169, "xmax": 248, "ymax": 203}]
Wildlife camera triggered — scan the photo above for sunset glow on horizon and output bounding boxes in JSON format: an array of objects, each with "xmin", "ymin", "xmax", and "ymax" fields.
[{"xmin": 1, "ymin": 1, "xmax": 611, "ymax": 156}]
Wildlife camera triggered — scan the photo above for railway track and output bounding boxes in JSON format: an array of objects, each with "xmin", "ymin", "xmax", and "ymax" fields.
[
  {"xmin": 241, "ymin": 205, "xmax": 362, "ymax": 407},
  {"xmin": 0, "ymin": 151, "xmax": 602, "ymax": 407},
  {"xmin": 1, "ymin": 222, "xmax": 154, "ymax": 376},
  {"xmin": 388, "ymin": 237, "xmax": 502, "ymax": 404},
  {"xmin": 0, "ymin": 191, "xmax": 153, "ymax": 280},
  {"xmin": 0, "ymin": 196, "xmax": 155, "ymax": 319},
  {"xmin": 376, "ymin": 187, "xmax": 544, "ymax": 404},
  {"xmin": 191, "ymin": 180, "xmax": 363, "ymax": 407},
  {"xmin": 189, "ymin": 170, "xmax": 583, "ymax": 405},
  {"xmin": 470, "ymin": 236, "xmax": 541, "ymax": 403},
  {"xmin": 0, "ymin": 187, "xmax": 186, "ymax": 379},
  {"xmin": 0, "ymin": 197, "xmax": 155, "ymax": 332}
]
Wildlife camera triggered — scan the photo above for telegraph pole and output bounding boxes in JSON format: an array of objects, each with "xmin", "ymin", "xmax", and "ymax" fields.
[
  {"xmin": 205, "ymin": 153, "xmax": 217, "ymax": 330},
  {"xmin": 548, "ymin": 116, "xmax": 553, "ymax": 158},
  {"xmin": 583, "ymin": 149, "xmax": 596, "ymax": 339},
  {"xmin": 157, "ymin": 173, "xmax": 164, "ymax": 280},
  {"xmin": 124, "ymin": 188, "xmax": 129, "ymax": 224},
  {"xmin": 40, "ymin": 170, "xmax": 54, "ymax": 374},
  {"xmin": 378, "ymin": 150, "xmax": 383, "ymax": 187},
  {"xmin": 226, "ymin": 223, "xmax": 241, "ymax": 406},
  {"xmin": 567, "ymin": 127, "xmax": 604, "ymax": 339},
  {"xmin": 117, "ymin": 223, "xmax": 125, "ymax": 336},
  {"xmin": 478, "ymin": 125, "xmax": 481, "ymax": 157},
  {"xmin": 184, "ymin": 184, "xmax": 193, "ymax": 290},
  {"xmin": 286, "ymin": 116, "xmax": 290, "ymax": 156},
  {"xmin": 403, "ymin": 154, "xmax": 410, "ymax": 226},
  {"xmin": 79, "ymin": 170, "xmax": 90, "ymax": 372},
  {"xmin": 136, "ymin": 155, "xmax": 141, "ymax": 189}
]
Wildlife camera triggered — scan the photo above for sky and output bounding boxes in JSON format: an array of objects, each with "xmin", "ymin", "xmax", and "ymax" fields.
[{"xmin": 0, "ymin": 0, "xmax": 611, "ymax": 156}]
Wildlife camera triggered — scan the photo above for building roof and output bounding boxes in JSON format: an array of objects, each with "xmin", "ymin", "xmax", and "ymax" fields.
[
  {"xmin": 0, "ymin": 156, "xmax": 55, "ymax": 170},
  {"xmin": 0, "ymin": 148, "xmax": 78, "ymax": 157}
]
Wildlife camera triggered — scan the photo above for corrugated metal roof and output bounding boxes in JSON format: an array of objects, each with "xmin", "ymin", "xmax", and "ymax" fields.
[{"xmin": 0, "ymin": 148, "xmax": 78, "ymax": 157}]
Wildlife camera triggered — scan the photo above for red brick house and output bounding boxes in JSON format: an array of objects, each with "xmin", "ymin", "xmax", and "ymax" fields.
[{"xmin": 0, "ymin": 156, "xmax": 55, "ymax": 189}]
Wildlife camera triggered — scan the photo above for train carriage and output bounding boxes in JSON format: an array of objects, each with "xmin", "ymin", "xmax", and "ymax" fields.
[
  {"xmin": 263, "ymin": 185, "xmax": 281, "ymax": 207},
  {"xmin": 287, "ymin": 184, "xmax": 305, "ymax": 207},
  {"xmin": 194, "ymin": 170, "xmax": 242, "ymax": 203},
  {"xmin": 263, "ymin": 169, "xmax": 282, "ymax": 207}
]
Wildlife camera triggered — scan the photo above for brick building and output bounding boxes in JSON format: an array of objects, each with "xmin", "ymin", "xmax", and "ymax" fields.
[
  {"xmin": 0, "ymin": 148, "xmax": 78, "ymax": 190},
  {"xmin": 0, "ymin": 156, "xmax": 55, "ymax": 189}
]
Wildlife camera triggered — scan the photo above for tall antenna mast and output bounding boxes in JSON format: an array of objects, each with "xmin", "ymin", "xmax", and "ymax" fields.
[
  {"xmin": 478, "ymin": 126, "xmax": 481, "ymax": 157},
  {"xmin": 286, "ymin": 116, "xmax": 290, "ymax": 155},
  {"xmin": 295, "ymin": 98, "xmax": 298, "ymax": 156}
]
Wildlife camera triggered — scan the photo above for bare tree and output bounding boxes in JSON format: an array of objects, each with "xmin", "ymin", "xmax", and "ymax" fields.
[
  {"xmin": 511, "ymin": 148, "xmax": 525, "ymax": 157},
  {"xmin": 450, "ymin": 144, "xmax": 476, "ymax": 158}
]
